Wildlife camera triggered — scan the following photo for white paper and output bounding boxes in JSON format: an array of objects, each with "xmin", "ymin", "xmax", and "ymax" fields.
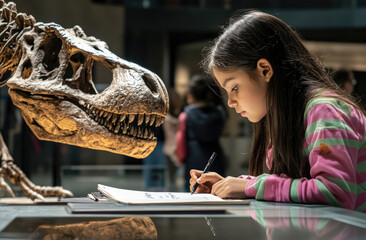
[{"xmin": 97, "ymin": 184, "xmax": 250, "ymax": 205}]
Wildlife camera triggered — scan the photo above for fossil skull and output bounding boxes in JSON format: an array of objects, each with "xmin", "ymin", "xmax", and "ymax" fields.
[{"xmin": 2, "ymin": 3, "xmax": 168, "ymax": 158}]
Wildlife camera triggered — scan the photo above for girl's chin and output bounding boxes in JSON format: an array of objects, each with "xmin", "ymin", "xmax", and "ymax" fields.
[{"xmin": 245, "ymin": 114, "xmax": 266, "ymax": 123}]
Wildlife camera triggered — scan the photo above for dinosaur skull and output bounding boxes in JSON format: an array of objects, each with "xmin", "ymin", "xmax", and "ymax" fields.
[{"xmin": 6, "ymin": 23, "xmax": 168, "ymax": 158}]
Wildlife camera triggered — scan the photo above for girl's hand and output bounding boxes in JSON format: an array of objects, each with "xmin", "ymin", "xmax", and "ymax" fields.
[
  {"xmin": 189, "ymin": 170, "xmax": 224, "ymax": 193},
  {"xmin": 211, "ymin": 177, "xmax": 248, "ymax": 199}
]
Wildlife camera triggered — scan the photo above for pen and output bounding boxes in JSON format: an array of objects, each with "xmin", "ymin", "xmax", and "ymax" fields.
[{"xmin": 191, "ymin": 152, "xmax": 217, "ymax": 195}]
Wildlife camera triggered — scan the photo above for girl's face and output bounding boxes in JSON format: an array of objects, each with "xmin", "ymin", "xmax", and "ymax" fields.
[{"xmin": 213, "ymin": 67, "xmax": 269, "ymax": 123}]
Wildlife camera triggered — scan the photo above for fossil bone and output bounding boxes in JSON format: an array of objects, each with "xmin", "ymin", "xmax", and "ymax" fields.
[{"xmin": 0, "ymin": 0, "xmax": 168, "ymax": 199}]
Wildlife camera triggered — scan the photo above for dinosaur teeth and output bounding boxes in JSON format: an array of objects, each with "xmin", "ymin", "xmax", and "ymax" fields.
[
  {"xmin": 155, "ymin": 116, "xmax": 159, "ymax": 127},
  {"xmin": 108, "ymin": 122, "xmax": 113, "ymax": 131},
  {"xmin": 85, "ymin": 107, "xmax": 160, "ymax": 140},
  {"xmin": 106, "ymin": 112, "xmax": 113, "ymax": 122},
  {"xmin": 137, "ymin": 114, "xmax": 144, "ymax": 126},
  {"xmin": 129, "ymin": 125, "xmax": 135, "ymax": 136},
  {"xmin": 133, "ymin": 126, "xmax": 138, "ymax": 136},
  {"xmin": 149, "ymin": 131, "xmax": 154, "ymax": 139},
  {"xmin": 114, "ymin": 123, "xmax": 121, "ymax": 133},
  {"xmin": 122, "ymin": 123, "xmax": 128, "ymax": 134},
  {"xmin": 111, "ymin": 114, "xmax": 118, "ymax": 124},
  {"xmin": 149, "ymin": 115, "xmax": 156, "ymax": 126},
  {"xmin": 128, "ymin": 114, "xmax": 135, "ymax": 124},
  {"xmin": 144, "ymin": 128, "xmax": 149, "ymax": 139},
  {"xmin": 145, "ymin": 114, "xmax": 151, "ymax": 124},
  {"xmin": 155, "ymin": 116, "xmax": 164, "ymax": 127},
  {"xmin": 119, "ymin": 114, "xmax": 126, "ymax": 122}
]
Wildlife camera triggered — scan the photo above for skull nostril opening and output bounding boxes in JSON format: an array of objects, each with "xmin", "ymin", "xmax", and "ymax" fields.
[
  {"xmin": 70, "ymin": 52, "xmax": 85, "ymax": 63},
  {"xmin": 63, "ymin": 64, "xmax": 73, "ymax": 80},
  {"xmin": 24, "ymin": 35, "xmax": 34, "ymax": 46},
  {"xmin": 142, "ymin": 74, "xmax": 158, "ymax": 94}
]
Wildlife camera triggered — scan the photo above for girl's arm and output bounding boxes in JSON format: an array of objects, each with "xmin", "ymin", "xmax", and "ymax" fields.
[{"xmin": 245, "ymin": 100, "xmax": 365, "ymax": 211}]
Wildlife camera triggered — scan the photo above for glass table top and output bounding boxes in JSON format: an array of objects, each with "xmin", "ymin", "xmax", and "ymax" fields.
[{"xmin": 0, "ymin": 199, "xmax": 365, "ymax": 240}]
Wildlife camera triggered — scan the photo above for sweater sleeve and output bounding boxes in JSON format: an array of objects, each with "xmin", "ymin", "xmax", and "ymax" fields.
[
  {"xmin": 245, "ymin": 99, "xmax": 362, "ymax": 210},
  {"xmin": 176, "ymin": 112, "xmax": 187, "ymax": 164}
]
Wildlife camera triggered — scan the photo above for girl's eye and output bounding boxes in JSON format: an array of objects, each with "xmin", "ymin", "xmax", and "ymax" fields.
[{"xmin": 231, "ymin": 85, "xmax": 238, "ymax": 92}]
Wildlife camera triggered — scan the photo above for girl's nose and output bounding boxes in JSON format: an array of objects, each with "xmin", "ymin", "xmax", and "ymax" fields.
[{"xmin": 227, "ymin": 97, "xmax": 237, "ymax": 108}]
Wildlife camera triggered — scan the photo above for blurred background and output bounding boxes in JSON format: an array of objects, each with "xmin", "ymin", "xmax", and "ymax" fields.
[{"xmin": 1, "ymin": 0, "xmax": 365, "ymax": 197}]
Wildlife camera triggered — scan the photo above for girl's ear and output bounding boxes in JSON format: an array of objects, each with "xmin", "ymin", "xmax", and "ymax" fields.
[{"xmin": 257, "ymin": 58, "xmax": 273, "ymax": 82}]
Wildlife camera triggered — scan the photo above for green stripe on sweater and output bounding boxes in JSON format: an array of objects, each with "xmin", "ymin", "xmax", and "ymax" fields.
[
  {"xmin": 290, "ymin": 179, "xmax": 301, "ymax": 203},
  {"xmin": 315, "ymin": 179, "xmax": 342, "ymax": 208},
  {"xmin": 254, "ymin": 174, "xmax": 270, "ymax": 200},
  {"xmin": 305, "ymin": 97, "xmax": 351, "ymax": 119},
  {"xmin": 356, "ymin": 202, "xmax": 366, "ymax": 212},
  {"xmin": 303, "ymin": 138, "xmax": 360, "ymax": 156},
  {"xmin": 305, "ymin": 119, "xmax": 353, "ymax": 139},
  {"xmin": 326, "ymin": 177, "xmax": 366, "ymax": 194},
  {"xmin": 360, "ymin": 134, "xmax": 366, "ymax": 149},
  {"xmin": 357, "ymin": 161, "xmax": 366, "ymax": 174}
]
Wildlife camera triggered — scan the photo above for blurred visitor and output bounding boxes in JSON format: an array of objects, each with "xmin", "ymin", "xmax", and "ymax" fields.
[
  {"xmin": 332, "ymin": 69, "xmax": 357, "ymax": 94},
  {"xmin": 143, "ymin": 126, "xmax": 165, "ymax": 191},
  {"xmin": 177, "ymin": 75, "xmax": 227, "ymax": 192},
  {"xmin": 162, "ymin": 88, "xmax": 183, "ymax": 191}
]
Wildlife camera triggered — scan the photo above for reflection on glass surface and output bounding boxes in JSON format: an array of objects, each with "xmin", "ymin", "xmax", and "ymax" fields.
[
  {"xmin": 29, "ymin": 217, "xmax": 157, "ymax": 240},
  {"xmin": 247, "ymin": 208, "xmax": 366, "ymax": 240},
  {"xmin": 3, "ymin": 210, "xmax": 366, "ymax": 240}
]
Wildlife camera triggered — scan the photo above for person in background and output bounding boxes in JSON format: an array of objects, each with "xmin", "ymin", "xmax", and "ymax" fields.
[
  {"xmin": 332, "ymin": 69, "xmax": 357, "ymax": 94},
  {"xmin": 189, "ymin": 10, "xmax": 366, "ymax": 213},
  {"xmin": 162, "ymin": 88, "xmax": 183, "ymax": 191},
  {"xmin": 177, "ymin": 75, "xmax": 227, "ymax": 192},
  {"xmin": 143, "ymin": 125, "xmax": 165, "ymax": 191}
]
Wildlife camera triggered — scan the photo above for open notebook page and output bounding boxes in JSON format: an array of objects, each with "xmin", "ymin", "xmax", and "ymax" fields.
[{"xmin": 98, "ymin": 184, "xmax": 250, "ymax": 205}]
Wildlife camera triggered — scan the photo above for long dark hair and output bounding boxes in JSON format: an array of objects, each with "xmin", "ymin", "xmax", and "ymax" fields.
[{"xmin": 202, "ymin": 10, "xmax": 365, "ymax": 178}]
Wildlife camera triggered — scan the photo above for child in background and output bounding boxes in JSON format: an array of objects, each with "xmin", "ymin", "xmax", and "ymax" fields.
[
  {"xmin": 177, "ymin": 75, "xmax": 227, "ymax": 192},
  {"xmin": 189, "ymin": 11, "xmax": 366, "ymax": 212}
]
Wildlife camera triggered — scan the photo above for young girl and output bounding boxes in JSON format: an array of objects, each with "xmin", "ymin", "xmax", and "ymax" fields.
[{"xmin": 189, "ymin": 10, "xmax": 366, "ymax": 212}]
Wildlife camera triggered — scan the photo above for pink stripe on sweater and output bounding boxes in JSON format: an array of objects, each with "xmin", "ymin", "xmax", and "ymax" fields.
[
  {"xmin": 295, "ymin": 177, "xmax": 330, "ymax": 204},
  {"xmin": 245, "ymin": 177, "xmax": 258, "ymax": 198},
  {"xmin": 263, "ymin": 175, "xmax": 292, "ymax": 202},
  {"xmin": 306, "ymin": 103, "xmax": 350, "ymax": 125},
  {"xmin": 308, "ymin": 146, "xmax": 358, "ymax": 182}
]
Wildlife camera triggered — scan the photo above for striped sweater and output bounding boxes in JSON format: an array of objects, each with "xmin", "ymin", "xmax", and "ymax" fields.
[{"xmin": 243, "ymin": 96, "xmax": 366, "ymax": 212}]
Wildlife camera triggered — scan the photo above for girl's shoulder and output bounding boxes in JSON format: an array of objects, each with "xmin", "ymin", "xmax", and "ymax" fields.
[
  {"xmin": 305, "ymin": 92, "xmax": 353, "ymax": 119},
  {"xmin": 304, "ymin": 92, "xmax": 366, "ymax": 133}
]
